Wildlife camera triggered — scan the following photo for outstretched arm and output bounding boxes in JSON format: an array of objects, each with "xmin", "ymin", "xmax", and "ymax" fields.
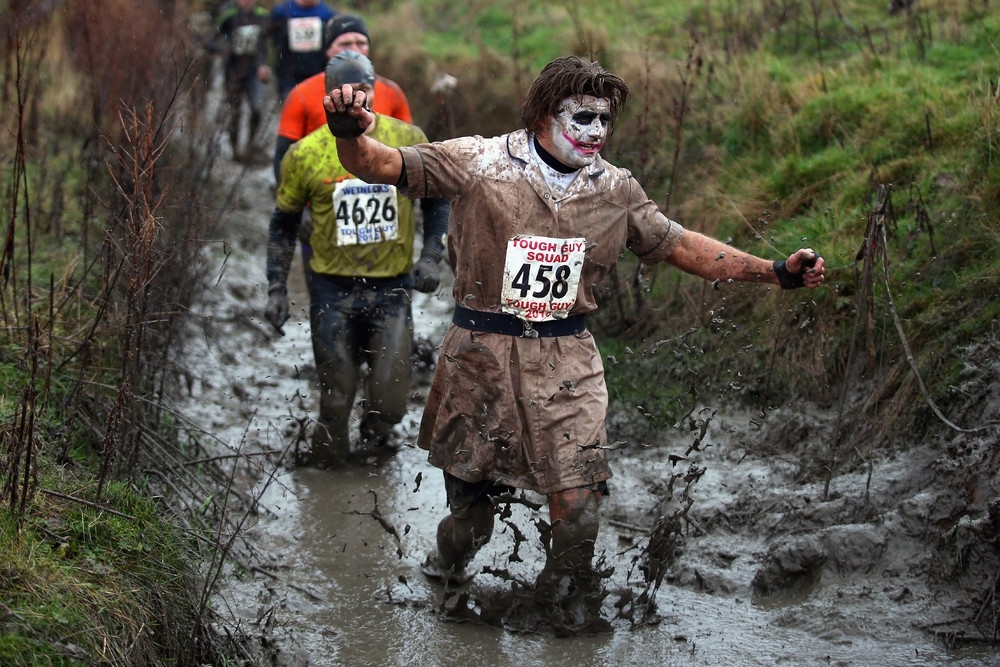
[
  {"xmin": 667, "ymin": 230, "xmax": 825, "ymax": 289},
  {"xmin": 323, "ymin": 84, "xmax": 404, "ymax": 185}
]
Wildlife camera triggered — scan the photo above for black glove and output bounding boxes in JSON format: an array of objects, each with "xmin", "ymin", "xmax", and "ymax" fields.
[
  {"xmin": 411, "ymin": 248, "xmax": 442, "ymax": 294},
  {"xmin": 264, "ymin": 284, "xmax": 290, "ymax": 334},
  {"xmin": 773, "ymin": 254, "xmax": 818, "ymax": 290},
  {"xmin": 325, "ymin": 106, "xmax": 366, "ymax": 138}
]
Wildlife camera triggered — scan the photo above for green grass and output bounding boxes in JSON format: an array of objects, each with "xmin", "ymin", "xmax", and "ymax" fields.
[{"xmin": 0, "ymin": 471, "xmax": 199, "ymax": 666}]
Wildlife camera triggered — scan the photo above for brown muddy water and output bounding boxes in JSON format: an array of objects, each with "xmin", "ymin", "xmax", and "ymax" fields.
[{"xmin": 173, "ymin": 115, "xmax": 997, "ymax": 667}]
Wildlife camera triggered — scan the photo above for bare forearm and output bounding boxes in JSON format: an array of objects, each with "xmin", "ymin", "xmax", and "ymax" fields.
[
  {"xmin": 667, "ymin": 230, "xmax": 825, "ymax": 289},
  {"xmin": 335, "ymin": 135, "xmax": 402, "ymax": 185},
  {"xmin": 668, "ymin": 231, "xmax": 778, "ymax": 284}
]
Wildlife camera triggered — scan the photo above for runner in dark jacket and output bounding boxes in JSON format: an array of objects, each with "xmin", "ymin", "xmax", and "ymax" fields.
[
  {"xmin": 269, "ymin": 0, "xmax": 337, "ymax": 100},
  {"xmin": 212, "ymin": 0, "xmax": 271, "ymax": 160}
]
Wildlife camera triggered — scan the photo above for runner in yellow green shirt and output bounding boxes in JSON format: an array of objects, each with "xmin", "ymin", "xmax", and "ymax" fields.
[{"xmin": 265, "ymin": 51, "xmax": 450, "ymax": 467}]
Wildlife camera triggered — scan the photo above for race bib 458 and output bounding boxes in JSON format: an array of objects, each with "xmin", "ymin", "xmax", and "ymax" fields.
[{"xmin": 500, "ymin": 235, "xmax": 585, "ymax": 321}]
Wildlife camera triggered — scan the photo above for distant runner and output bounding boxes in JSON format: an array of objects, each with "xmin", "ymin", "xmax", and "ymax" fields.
[{"xmin": 269, "ymin": 0, "xmax": 337, "ymax": 100}]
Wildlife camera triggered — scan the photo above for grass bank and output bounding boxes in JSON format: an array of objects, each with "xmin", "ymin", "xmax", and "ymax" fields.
[{"xmin": 364, "ymin": 0, "xmax": 999, "ymax": 453}]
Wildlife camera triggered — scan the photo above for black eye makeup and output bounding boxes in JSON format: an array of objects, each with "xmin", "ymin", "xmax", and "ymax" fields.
[{"xmin": 570, "ymin": 111, "xmax": 612, "ymax": 125}]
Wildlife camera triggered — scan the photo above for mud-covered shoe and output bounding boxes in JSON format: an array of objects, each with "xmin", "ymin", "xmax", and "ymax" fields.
[
  {"xmin": 301, "ymin": 425, "xmax": 348, "ymax": 468},
  {"xmin": 354, "ymin": 420, "xmax": 402, "ymax": 464},
  {"xmin": 359, "ymin": 418, "xmax": 400, "ymax": 451},
  {"xmin": 535, "ymin": 567, "xmax": 612, "ymax": 636},
  {"xmin": 420, "ymin": 550, "xmax": 472, "ymax": 585}
]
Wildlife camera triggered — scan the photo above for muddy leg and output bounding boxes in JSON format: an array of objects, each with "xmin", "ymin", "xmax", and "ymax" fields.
[
  {"xmin": 423, "ymin": 475, "xmax": 497, "ymax": 583},
  {"xmin": 311, "ymin": 361, "xmax": 356, "ymax": 467},
  {"xmin": 538, "ymin": 488, "xmax": 601, "ymax": 585},
  {"xmin": 308, "ymin": 278, "xmax": 360, "ymax": 467},
  {"xmin": 433, "ymin": 506, "xmax": 494, "ymax": 574},
  {"xmin": 246, "ymin": 77, "xmax": 265, "ymax": 156},
  {"xmin": 248, "ymin": 108, "xmax": 261, "ymax": 152},
  {"xmin": 224, "ymin": 78, "xmax": 242, "ymax": 160},
  {"xmin": 359, "ymin": 290, "xmax": 412, "ymax": 451},
  {"xmin": 535, "ymin": 487, "xmax": 606, "ymax": 630},
  {"xmin": 226, "ymin": 104, "xmax": 240, "ymax": 159}
]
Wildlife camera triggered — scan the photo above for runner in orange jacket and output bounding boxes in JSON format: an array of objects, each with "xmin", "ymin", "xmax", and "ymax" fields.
[{"xmin": 273, "ymin": 14, "xmax": 411, "ymax": 181}]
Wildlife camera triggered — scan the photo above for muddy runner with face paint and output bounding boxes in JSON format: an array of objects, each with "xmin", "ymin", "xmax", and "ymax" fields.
[{"xmin": 321, "ymin": 55, "xmax": 825, "ymax": 626}]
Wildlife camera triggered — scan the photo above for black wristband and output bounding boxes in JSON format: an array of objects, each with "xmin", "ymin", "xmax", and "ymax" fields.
[{"xmin": 773, "ymin": 260, "xmax": 804, "ymax": 289}]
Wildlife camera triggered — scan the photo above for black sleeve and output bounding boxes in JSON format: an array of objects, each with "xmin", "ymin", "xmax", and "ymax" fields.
[
  {"xmin": 266, "ymin": 207, "xmax": 302, "ymax": 289},
  {"xmin": 273, "ymin": 135, "xmax": 295, "ymax": 183},
  {"xmin": 419, "ymin": 198, "xmax": 450, "ymax": 257}
]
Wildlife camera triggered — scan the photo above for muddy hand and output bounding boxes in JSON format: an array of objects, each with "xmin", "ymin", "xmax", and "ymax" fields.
[
  {"xmin": 265, "ymin": 287, "xmax": 290, "ymax": 335},
  {"xmin": 324, "ymin": 84, "xmax": 373, "ymax": 139},
  {"xmin": 789, "ymin": 248, "xmax": 825, "ymax": 288},
  {"xmin": 411, "ymin": 248, "xmax": 442, "ymax": 293},
  {"xmin": 773, "ymin": 248, "xmax": 825, "ymax": 289}
]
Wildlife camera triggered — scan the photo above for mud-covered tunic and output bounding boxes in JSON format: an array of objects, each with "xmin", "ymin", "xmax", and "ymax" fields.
[{"xmin": 399, "ymin": 130, "xmax": 684, "ymax": 495}]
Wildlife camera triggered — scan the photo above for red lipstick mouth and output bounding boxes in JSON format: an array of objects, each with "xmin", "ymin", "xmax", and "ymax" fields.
[{"xmin": 563, "ymin": 134, "xmax": 603, "ymax": 154}]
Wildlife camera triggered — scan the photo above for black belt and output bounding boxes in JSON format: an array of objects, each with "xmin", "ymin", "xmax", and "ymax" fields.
[{"xmin": 452, "ymin": 305, "xmax": 586, "ymax": 338}]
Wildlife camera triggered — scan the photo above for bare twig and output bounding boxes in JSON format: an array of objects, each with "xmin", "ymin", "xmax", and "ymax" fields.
[
  {"xmin": 876, "ymin": 219, "xmax": 998, "ymax": 434},
  {"xmin": 39, "ymin": 488, "xmax": 137, "ymax": 520}
]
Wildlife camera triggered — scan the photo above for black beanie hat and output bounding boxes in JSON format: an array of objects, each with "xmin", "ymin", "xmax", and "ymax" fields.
[
  {"xmin": 323, "ymin": 14, "xmax": 369, "ymax": 50},
  {"xmin": 325, "ymin": 50, "xmax": 376, "ymax": 91}
]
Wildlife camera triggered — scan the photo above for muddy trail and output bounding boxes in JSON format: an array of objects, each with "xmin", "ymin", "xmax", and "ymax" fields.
[{"xmin": 170, "ymin": 95, "xmax": 1000, "ymax": 666}]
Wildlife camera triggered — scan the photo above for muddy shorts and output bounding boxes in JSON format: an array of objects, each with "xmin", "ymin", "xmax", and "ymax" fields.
[
  {"xmin": 418, "ymin": 324, "xmax": 613, "ymax": 495},
  {"xmin": 444, "ymin": 472, "xmax": 513, "ymax": 518}
]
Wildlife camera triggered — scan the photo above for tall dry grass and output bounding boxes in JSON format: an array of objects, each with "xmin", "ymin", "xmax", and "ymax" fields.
[
  {"xmin": 0, "ymin": 0, "xmax": 218, "ymax": 509},
  {"xmin": 0, "ymin": 1, "xmax": 256, "ymax": 663}
]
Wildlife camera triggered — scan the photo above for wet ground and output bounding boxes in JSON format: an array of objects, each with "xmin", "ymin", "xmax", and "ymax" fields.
[{"xmin": 172, "ymin": 99, "xmax": 1000, "ymax": 666}]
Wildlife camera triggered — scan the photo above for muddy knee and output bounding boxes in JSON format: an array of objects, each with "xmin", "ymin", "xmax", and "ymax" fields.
[{"xmin": 547, "ymin": 487, "xmax": 602, "ymax": 569}]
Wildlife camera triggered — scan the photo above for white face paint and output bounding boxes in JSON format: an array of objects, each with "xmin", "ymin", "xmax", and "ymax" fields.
[{"xmin": 547, "ymin": 95, "xmax": 612, "ymax": 168}]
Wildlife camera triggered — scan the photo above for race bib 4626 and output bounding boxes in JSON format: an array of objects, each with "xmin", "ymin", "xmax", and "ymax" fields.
[{"xmin": 333, "ymin": 179, "xmax": 399, "ymax": 246}]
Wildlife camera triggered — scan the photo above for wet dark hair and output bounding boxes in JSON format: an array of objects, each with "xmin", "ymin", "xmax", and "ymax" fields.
[{"xmin": 519, "ymin": 56, "xmax": 630, "ymax": 136}]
